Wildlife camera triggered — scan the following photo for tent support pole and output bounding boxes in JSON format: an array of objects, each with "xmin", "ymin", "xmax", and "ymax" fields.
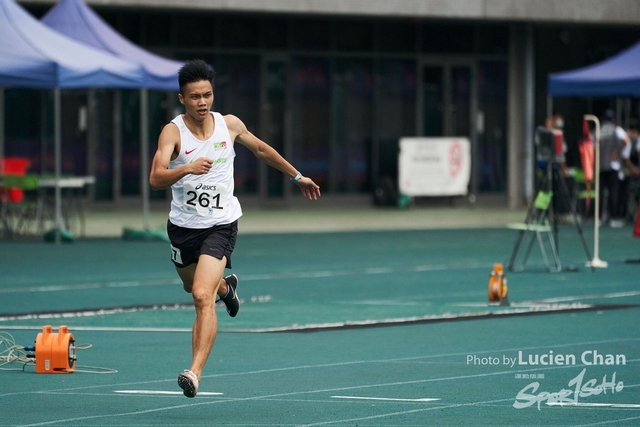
[
  {"xmin": 140, "ymin": 88, "xmax": 150, "ymax": 230},
  {"xmin": 54, "ymin": 88, "xmax": 62, "ymax": 244},
  {"xmin": 523, "ymin": 24, "xmax": 535, "ymax": 200},
  {"xmin": 0, "ymin": 88, "xmax": 4, "ymax": 174},
  {"xmin": 40, "ymin": 91, "xmax": 48, "ymax": 174},
  {"xmin": 87, "ymin": 88, "xmax": 97, "ymax": 201},
  {"xmin": 113, "ymin": 90, "xmax": 122, "ymax": 204},
  {"xmin": 584, "ymin": 114, "xmax": 607, "ymax": 268}
]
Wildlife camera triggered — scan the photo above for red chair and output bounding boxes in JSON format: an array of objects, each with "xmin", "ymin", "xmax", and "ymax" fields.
[{"xmin": 1, "ymin": 157, "xmax": 31, "ymax": 202}]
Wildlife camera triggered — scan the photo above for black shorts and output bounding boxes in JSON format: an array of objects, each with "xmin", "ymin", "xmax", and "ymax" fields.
[{"xmin": 167, "ymin": 220, "xmax": 238, "ymax": 269}]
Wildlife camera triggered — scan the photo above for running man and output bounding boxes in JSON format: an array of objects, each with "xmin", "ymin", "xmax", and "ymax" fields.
[{"xmin": 150, "ymin": 59, "xmax": 321, "ymax": 397}]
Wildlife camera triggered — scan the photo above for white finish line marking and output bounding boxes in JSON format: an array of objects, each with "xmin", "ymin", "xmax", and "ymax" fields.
[
  {"xmin": 331, "ymin": 396, "xmax": 440, "ymax": 403},
  {"xmin": 115, "ymin": 390, "xmax": 223, "ymax": 396}
]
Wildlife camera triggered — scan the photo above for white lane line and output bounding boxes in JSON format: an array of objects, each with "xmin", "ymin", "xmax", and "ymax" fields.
[
  {"xmin": 526, "ymin": 290, "xmax": 640, "ymax": 304},
  {"xmin": 580, "ymin": 415, "xmax": 640, "ymax": 426},
  {"xmin": 221, "ymin": 302, "xmax": 597, "ymax": 332},
  {"xmin": 14, "ymin": 372, "xmax": 640, "ymax": 426},
  {"xmin": 331, "ymin": 395, "xmax": 439, "ymax": 402},
  {"xmin": 0, "ymin": 279, "xmax": 181, "ymax": 294},
  {"xmin": 9, "ymin": 290, "xmax": 636, "ymax": 330},
  {"xmin": 3, "ymin": 341, "xmax": 638, "ymax": 398},
  {"xmin": 0, "ymin": 263, "xmax": 491, "ymax": 295},
  {"xmin": 0, "ymin": 325, "xmax": 193, "ymax": 332},
  {"xmin": 546, "ymin": 402, "xmax": 640, "ymax": 408},
  {"xmin": 114, "ymin": 390, "xmax": 223, "ymax": 396}
]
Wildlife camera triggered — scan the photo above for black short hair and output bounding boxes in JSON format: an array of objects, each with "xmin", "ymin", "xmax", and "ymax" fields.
[
  {"xmin": 603, "ymin": 109, "xmax": 615, "ymax": 120},
  {"xmin": 178, "ymin": 59, "xmax": 215, "ymax": 94}
]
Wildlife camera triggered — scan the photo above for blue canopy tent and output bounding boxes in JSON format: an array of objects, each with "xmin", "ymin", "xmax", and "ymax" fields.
[
  {"xmin": 41, "ymin": 0, "xmax": 182, "ymax": 91},
  {"xmin": 548, "ymin": 39, "xmax": 640, "ymax": 97},
  {"xmin": 547, "ymin": 39, "xmax": 640, "ymax": 268},
  {"xmin": 0, "ymin": 0, "xmax": 144, "ymax": 88},
  {"xmin": 0, "ymin": 0, "xmax": 145, "ymax": 242},
  {"xmin": 41, "ymin": 0, "xmax": 185, "ymax": 233}
]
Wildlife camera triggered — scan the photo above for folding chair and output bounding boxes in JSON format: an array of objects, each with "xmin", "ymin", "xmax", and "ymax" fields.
[{"xmin": 0, "ymin": 174, "xmax": 42, "ymax": 238}]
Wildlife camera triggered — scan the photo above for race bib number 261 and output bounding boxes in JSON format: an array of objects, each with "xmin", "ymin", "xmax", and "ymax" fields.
[{"xmin": 183, "ymin": 181, "xmax": 228, "ymax": 217}]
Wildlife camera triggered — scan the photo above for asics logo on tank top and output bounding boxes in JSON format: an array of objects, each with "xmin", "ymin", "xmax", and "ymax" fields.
[{"xmin": 194, "ymin": 183, "xmax": 217, "ymax": 191}]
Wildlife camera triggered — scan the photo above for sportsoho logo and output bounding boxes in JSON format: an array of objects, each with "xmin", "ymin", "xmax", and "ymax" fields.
[{"xmin": 513, "ymin": 368, "xmax": 624, "ymax": 410}]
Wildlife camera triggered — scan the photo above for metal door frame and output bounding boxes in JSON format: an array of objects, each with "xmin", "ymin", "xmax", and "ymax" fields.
[
  {"xmin": 259, "ymin": 53, "xmax": 291, "ymax": 201},
  {"xmin": 417, "ymin": 57, "xmax": 479, "ymax": 196}
]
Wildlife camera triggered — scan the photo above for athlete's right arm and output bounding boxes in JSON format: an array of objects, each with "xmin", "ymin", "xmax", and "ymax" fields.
[{"xmin": 149, "ymin": 124, "xmax": 213, "ymax": 190}]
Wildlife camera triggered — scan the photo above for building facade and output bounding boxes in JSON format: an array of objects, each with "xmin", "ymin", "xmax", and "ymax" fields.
[{"xmin": 8, "ymin": 0, "xmax": 640, "ymax": 208}]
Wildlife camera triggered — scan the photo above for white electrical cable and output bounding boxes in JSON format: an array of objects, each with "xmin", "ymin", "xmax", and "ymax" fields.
[
  {"xmin": 0, "ymin": 331, "xmax": 33, "ymax": 371},
  {"xmin": 0, "ymin": 331, "xmax": 117, "ymax": 374}
]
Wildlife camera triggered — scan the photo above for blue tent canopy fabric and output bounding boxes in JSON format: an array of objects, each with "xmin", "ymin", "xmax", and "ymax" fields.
[
  {"xmin": 0, "ymin": 38, "xmax": 57, "ymax": 88},
  {"xmin": 39, "ymin": 0, "xmax": 187, "ymax": 233},
  {"xmin": 0, "ymin": 0, "xmax": 149, "ymax": 243},
  {"xmin": 0, "ymin": 0, "xmax": 144, "ymax": 89},
  {"xmin": 41, "ymin": 0, "xmax": 184, "ymax": 91},
  {"xmin": 548, "ymin": 39, "xmax": 640, "ymax": 97}
]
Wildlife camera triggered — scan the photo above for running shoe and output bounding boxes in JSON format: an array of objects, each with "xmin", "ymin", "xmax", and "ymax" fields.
[
  {"xmin": 220, "ymin": 274, "xmax": 239, "ymax": 317},
  {"xmin": 178, "ymin": 370, "xmax": 199, "ymax": 398}
]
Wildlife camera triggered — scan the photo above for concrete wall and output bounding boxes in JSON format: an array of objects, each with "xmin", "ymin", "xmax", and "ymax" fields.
[{"xmin": 22, "ymin": 0, "xmax": 640, "ymax": 25}]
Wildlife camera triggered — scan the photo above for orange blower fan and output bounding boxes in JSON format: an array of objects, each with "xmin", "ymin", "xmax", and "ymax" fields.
[
  {"xmin": 34, "ymin": 325, "xmax": 76, "ymax": 374},
  {"xmin": 488, "ymin": 263, "xmax": 509, "ymax": 306}
]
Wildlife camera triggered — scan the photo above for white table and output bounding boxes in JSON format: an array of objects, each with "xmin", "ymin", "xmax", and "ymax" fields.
[
  {"xmin": 0, "ymin": 175, "xmax": 95, "ymax": 239},
  {"xmin": 38, "ymin": 176, "xmax": 95, "ymax": 238},
  {"xmin": 38, "ymin": 176, "xmax": 96, "ymax": 188}
]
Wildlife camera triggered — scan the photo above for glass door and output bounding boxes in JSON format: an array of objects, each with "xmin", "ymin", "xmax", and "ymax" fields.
[
  {"xmin": 419, "ymin": 61, "xmax": 477, "ymax": 193},
  {"xmin": 449, "ymin": 66, "xmax": 472, "ymax": 138},
  {"xmin": 420, "ymin": 62, "xmax": 473, "ymax": 137},
  {"xmin": 421, "ymin": 66, "xmax": 443, "ymax": 137},
  {"xmin": 260, "ymin": 56, "xmax": 288, "ymax": 199}
]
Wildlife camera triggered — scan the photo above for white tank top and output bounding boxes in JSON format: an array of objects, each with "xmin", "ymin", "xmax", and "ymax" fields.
[{"xmin": 168, "ymin": 112, "xmax": 242, "ymax": 228}]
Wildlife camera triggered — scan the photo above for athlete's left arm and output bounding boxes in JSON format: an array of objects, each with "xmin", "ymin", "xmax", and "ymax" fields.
[{"xmin": 225, "ymin": 114, "xmax": 320, "ymax": 200}]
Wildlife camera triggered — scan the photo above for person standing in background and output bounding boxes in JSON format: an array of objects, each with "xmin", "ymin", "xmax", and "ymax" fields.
[
  {"xmin": 598, "ymin": 109, "xmax": 630, "ymax": 228},
  {"xmin": 619, "ymin": 125, "xmax": 640, "ymax": 224}
]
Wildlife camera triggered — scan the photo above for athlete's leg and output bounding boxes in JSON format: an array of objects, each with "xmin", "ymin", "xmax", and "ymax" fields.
[
  {"xmin": 191, "ymin": 255, "xmax": 225, "ymax": 373},
  {"xmin": 175, "ymin": 260, "xmax": 233, "ymax": 379},
  {"xmin": 177, "ymin": 263, "xmax": 228, "ymax": 296}
]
